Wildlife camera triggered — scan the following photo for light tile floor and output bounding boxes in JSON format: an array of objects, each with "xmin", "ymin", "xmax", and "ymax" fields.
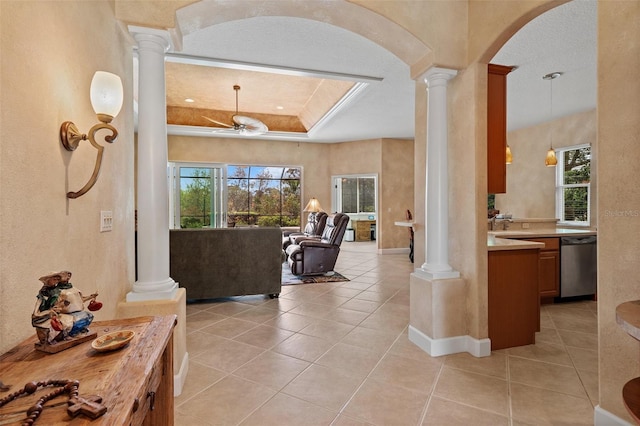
[{"xmin": 175, "ymin": 241, "xmax": 598, "ymax": 425}]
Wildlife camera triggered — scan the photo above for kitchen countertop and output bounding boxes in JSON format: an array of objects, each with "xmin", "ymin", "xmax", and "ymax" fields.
[{"xmin": 488, "ymin": 228, "xmax": 597, "ymax": 251}]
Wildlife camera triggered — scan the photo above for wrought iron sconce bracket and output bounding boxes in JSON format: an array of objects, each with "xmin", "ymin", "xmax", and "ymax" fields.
[{"xmin": 60, "ymin": 119, "xmax": 118, "ymax": 199}]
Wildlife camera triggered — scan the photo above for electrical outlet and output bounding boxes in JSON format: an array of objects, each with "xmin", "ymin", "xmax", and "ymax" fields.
[
  {"xmin": 522, "ymin": 222, "xmax": 530, "ymax": 229},
  {"xmin": 100, "ymin": 211, "xmax": 113, "ymax": 232}
]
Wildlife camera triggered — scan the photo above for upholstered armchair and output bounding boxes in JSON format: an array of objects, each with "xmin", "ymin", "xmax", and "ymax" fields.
[
  {"xmin": 282, "ymin": 212, "xmax": 328, "ymax": 250},
  {"xmin": 286, "ymin": 213, "xmax": 349, "ymax": 276}
]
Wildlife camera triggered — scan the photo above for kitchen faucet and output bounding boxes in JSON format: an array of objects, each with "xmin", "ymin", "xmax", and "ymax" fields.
[{"xmin": 489, "ymin": 217, "xmax": 513, "ymax": 231}]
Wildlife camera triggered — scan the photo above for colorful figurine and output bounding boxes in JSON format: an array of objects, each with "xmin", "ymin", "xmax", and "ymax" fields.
[{"xmin": 32, "ymin": 271, "xmax": 101, "ymax": 346}]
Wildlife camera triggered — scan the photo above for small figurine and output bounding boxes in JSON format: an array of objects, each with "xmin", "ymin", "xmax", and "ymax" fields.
[{"xmin": 32, "ymin": 270, "xmax": 102, "ymax": 351}]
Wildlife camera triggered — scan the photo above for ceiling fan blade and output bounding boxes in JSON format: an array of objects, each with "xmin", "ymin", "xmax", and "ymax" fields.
[
  {"xmin": 201, "ymin": 116, "xmax": 234, "ymax": 128},
  {"xmin": 233, "ymin": 115, "xmax": 268, "ymax": 135}
]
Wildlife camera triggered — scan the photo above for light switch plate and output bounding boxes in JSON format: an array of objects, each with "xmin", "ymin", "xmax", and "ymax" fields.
[
  {"xmin": 100, "ymin": 211, "xmax": 113, "ymax": 232},
  {"xmin": 522, "ymin": 222, "xmax": 530, "ymax": 229}
]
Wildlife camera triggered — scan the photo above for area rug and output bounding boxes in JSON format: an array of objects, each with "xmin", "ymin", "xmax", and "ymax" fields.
[{"xmin": 281, "ymin": 263, "xmax": 350, "ymax": 286}]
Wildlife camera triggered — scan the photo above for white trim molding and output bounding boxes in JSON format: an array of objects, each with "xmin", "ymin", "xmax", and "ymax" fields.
[
  {"xmin": 594, "ymin": 405, "xmax": 632, "ymax": 426},
  {"xmin": 408, "ymin": 325, "xmax": 491, "ymax": 358},
  {"xmin": 174, "ymin": 351, "xmax": 189, "ymax": 397}
]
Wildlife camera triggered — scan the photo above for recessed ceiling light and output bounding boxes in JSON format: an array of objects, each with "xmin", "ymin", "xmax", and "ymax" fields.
[
  {"xmin": 185, "ymin": 98, "xmax": 195, "ymax": 103},
  {"xmin": 276, "ymin": 106, "xmax": 284, "ymax": 110}
]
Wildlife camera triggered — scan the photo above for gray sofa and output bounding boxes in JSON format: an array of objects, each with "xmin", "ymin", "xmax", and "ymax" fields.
[{"xmin": 169, "ymin": 227, "xmax": 282, "ymax": 301}]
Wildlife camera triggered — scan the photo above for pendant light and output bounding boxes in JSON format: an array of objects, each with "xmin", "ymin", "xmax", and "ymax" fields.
[{"xmin": 543, "ymin": 72, "xmax": 561, "ymax": 167}]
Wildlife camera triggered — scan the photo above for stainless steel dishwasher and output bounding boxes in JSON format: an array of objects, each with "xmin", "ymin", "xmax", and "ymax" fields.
[{"xmin": 560, "ymin": 235, "xmax": 597, "ymax": 298}]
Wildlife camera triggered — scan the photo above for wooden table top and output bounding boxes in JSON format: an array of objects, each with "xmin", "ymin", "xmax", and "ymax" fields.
[{"xmin": 0, "ymin": 315, "xmax": 176, "ymax": 425}]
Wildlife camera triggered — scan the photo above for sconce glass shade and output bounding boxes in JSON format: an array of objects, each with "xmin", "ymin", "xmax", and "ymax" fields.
[
  {"xmin": 545, "ymin": 148, "xmax": 558, "ymax": 167},
  {"xmin": 90, "ymin": 71, "xmax": 123, "ymax": 122},
  {"xmin": 303, "ymin": 197, "xmax": 324, "ymax": 213},
  {"xmin": 505, "ymin": 145, "xmax": 512, "ymax": 164}
]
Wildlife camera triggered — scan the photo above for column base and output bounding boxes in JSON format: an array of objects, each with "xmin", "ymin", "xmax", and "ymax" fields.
[
  {"xmin": 127, "ymin": 278, "xmax": 178, "ymax": 302},
  {"xmin": 117, "ymin": 287, "xmax": 188, "ymax": 396},
  {"xmin": 416, "ymin": 264, "xmax": 460, "ymax": 280},
  {"xmin": 410, "ymin": 272, "xmax": 489, "ymax": 357}
]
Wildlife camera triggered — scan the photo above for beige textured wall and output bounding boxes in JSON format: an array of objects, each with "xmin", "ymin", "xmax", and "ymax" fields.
[
  {"xmin": 598, "ymin": 1, "xmax": 640, "ymax": 422},
  {"xmin": 496, "ymin": 110, "xmax": 597, "ymax": 223},
  {"xmin": 0, "ymin": 1, "xmax": 134, "ymax": 353},
  {"xmin": 349, "ymin": 0, "xmax": 468, "ymax": 71},
  {"xmin": 450, "ymin": 63, "xmax": 490, "ymax": 340},
  {"xmin": 380, "ymin": 139, "xmax": 414, "ymax": 250},
  {"xmin": 468, "ymin": 0, "xmax": 568, "ymax": 64},
  {"xmin": 168, "ymin": 136, "xmax": 413, "ymax": 249}
]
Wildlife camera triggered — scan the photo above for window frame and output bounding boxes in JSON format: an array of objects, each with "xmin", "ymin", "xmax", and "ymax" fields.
[
  {"xmin": 169, "ymin": 162, "xmax": 228, "ymax": 229},
  {"xmin": 226, "ymin": 165, "xmax": 302, "ymax": 227},
  {"xmin": 170, "ymin": 162, "xmax": 303, "ymax": 229},
  {"xmin": 555, "ymin": 144, "xmax": 591, "ymax": 227},
  {"xmin": 332, "ymin": 174, "xmax": 378, "ymax": 215}
]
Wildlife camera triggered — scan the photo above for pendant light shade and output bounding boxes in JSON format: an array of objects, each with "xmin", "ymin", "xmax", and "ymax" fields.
[
  {"xmin": 506, "ymin": 145, "xmax": 513, "ymax": 164},
  {"xmin": 545, "ymin": 148, "xmax": 557, "ymax": 167},
  {"xmin": 543, "ymin": 72, "xmax": 562, "ymax": 167}
]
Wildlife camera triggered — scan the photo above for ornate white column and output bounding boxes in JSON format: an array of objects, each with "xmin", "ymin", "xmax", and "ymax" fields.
[
  {"xmin": 128, "ymin": 26, "xmax": 178, "ymax": 301},
  {"xmin": 419, "ymin": 67, "xmax": 460, "ymax": 280}
]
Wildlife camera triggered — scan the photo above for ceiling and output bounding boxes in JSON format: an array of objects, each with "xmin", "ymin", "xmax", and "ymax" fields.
[
  {"xmin": 159, "ymin": 0, "xmax": 596, "ymax": 142},
  {"xmin": 492, "ymin": 0, "xmax": 597, "ymax": 132}
]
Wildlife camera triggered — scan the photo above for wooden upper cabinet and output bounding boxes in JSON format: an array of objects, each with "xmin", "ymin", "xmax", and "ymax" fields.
[{"xmin": 487, "ymin": 64, "xmax": 514, "ymax": 194}]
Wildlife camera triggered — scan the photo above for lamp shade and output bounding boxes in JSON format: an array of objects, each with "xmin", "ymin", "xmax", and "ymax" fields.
[
  {"xmin": 545, "ymin": 148, "xmax": 558, "ymax": 167},
  {"xmin": 303, "ymin": 197, "xmax": 323, "ymax": 213},
  {"xmin": 505, "ymin": 145, "xmax": 512, "ymax": 164},
  {"xmin": 90, "ymin": 71, "xmax": 123, "ymax": 119}
]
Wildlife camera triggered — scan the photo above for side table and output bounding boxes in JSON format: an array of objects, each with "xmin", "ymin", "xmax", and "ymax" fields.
[
  {"xmin": 616, "ymin": 300, "xmax": 640, "ymax": 423},
  {"xmin": 0, "ymin": 315, "xmax": 176, "ymax": 425},
  {"xmin": 395, "ymin": 220, "xmax": 414, "ymax": 263}
]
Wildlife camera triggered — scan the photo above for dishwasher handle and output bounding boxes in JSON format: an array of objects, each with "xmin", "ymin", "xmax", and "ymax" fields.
[{"xmin": 561, "ymin": 236, "xmax": 597, "ymax": 245}]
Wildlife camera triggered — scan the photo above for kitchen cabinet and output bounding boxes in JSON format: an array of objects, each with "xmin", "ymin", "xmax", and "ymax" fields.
[
  {"xmin": 487, "ymin": 64, "xmax": 514, "ymax": 194},
  {"xmin": 488, "ymin": 248, "xmax": 539, "ymax": 350},
  {"xmin": 524, "ymin": 237, "xmax": 560, "ymax": 300}
]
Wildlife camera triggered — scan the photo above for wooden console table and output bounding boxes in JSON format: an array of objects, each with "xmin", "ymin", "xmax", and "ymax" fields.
[
  {"xmin": 616, "ymin": 301, "xmax": 640, "ymax": 423},
  {"xmin": 0, "ymin": 315, "xmax": 176, "ymax": 425}
]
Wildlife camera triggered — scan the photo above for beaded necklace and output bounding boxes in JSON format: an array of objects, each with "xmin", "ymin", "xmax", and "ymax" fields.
[{"xmin": 0, "ymin": 379, "xmax": 106, "ymax": 425}]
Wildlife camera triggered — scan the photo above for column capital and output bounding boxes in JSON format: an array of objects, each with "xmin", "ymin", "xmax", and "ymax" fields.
[
  {"xmin": 423, "ymin": 67, "xmax": 458, "ymax": 86},
  {"xmin": 129, "ymin": 25, "xmax": 172, "ymax": 52}
]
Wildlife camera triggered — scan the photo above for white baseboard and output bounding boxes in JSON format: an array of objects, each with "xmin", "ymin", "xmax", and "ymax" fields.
[
  {"xmin": 408, "ymin": 325, "xmax": 491, "ymax": 357},
  {"xmin": 174, "ymin": 351, "xmax": 189, "ymax": 397},
  {"xmin": 594, "ymin": 405, "xmax": 632, "ymax": 426}
]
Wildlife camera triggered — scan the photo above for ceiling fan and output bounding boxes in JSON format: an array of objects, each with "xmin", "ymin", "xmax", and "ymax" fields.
[{"xmin": 202, "ymin": 85, "xmax": 268, "ymax": 136}]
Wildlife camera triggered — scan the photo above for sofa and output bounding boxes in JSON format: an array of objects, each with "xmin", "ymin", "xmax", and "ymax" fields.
[{"xmin": 169, "ymin": 227, "xmax": 282, "ymax": 301}]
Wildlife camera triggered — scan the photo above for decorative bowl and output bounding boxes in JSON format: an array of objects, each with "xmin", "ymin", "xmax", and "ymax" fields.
[{"xmin": 91, "ymin": 330, "xmax": 135, "ymax": 352}]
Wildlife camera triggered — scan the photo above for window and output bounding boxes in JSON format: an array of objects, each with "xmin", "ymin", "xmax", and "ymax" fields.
[
  {"xmin": 555, "ymin": 144, "xmax": 591, "ymax": 226},
  {"xmin": 333, "ymin": 175, "xmax": 377, "ymax": 214},
  {"xmin": 227, "ymin": 165, "xmax": 301, "ymax": 227},
  {"xmin": 170, "ymin": 163, "xmax": 301, "ymax": 229},
  {"xmin": 170, "ymin": 163, "xmax": 226, "ymax": 229}
]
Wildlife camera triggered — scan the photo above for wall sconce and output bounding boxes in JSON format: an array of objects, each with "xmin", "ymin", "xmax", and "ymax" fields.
[
  {"xmin": 505, "ymin": 144, "xmax": 513, "ymax": 164},
  {"xmin": 303, "ymin": 197, "xmax": 324, "ymax": 234},
  {"xmin": 61, "ymin": 71, "xmax": 123, "ymax": 198}
]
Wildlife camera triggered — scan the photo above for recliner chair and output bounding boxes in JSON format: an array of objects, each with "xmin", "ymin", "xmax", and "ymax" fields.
[
  {"xmin": 282, "ymin": 212, "xmax": 328, "ymax": 251},
  {"xmin": 286, "ymin": 213, "xmax": 349, "ymax": 276}
]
